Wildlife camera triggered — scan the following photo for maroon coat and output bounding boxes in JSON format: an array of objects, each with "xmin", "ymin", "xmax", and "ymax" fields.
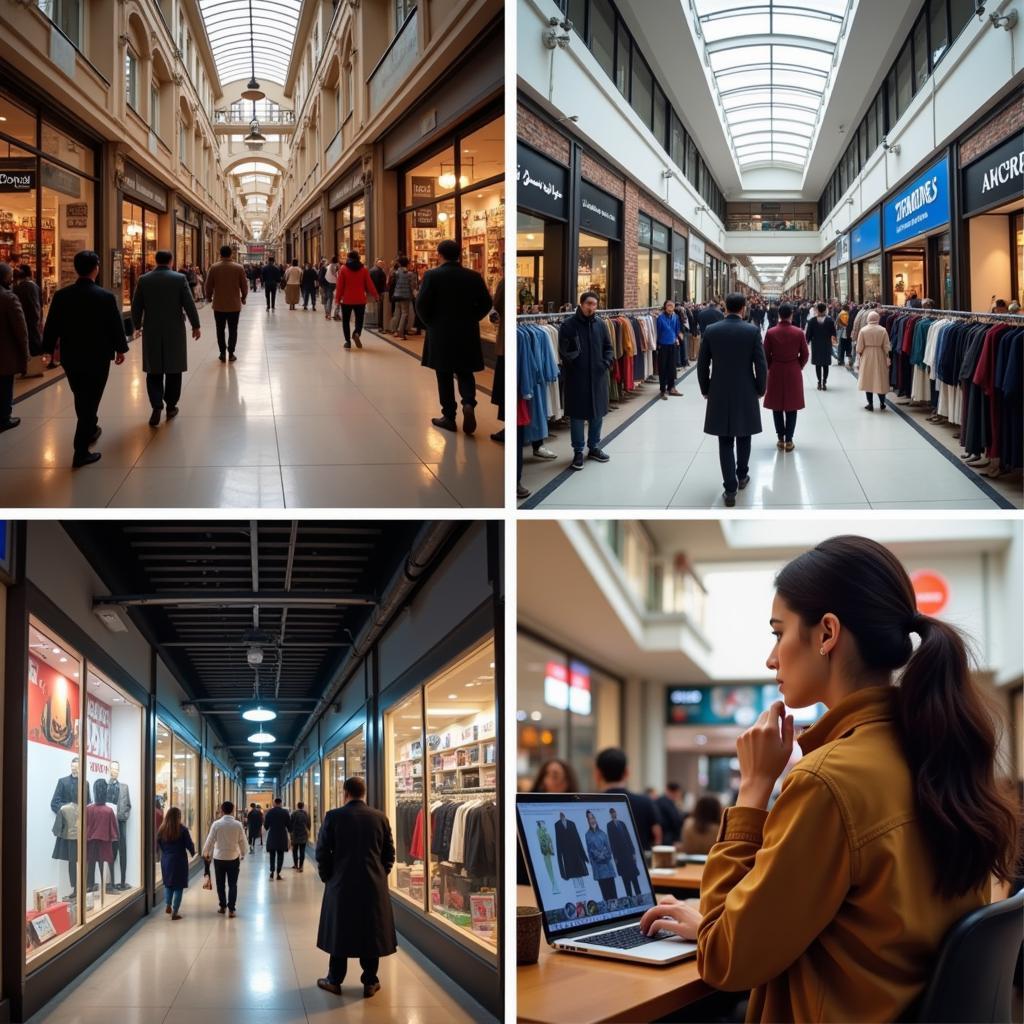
[{"xmin": 763, "ymin": 322, "xmax": 809, "ymax": 411}]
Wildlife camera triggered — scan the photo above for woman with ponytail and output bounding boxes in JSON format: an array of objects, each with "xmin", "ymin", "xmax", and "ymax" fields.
[{"xmin": 640, "ymin": 535, "xmax": 1019, "ymax": 1022}]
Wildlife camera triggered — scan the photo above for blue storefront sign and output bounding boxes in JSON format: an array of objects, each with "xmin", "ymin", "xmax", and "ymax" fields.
[
  {"xmin": 883, "ymin": 156, "xmax": 950, "ymax": 249},
  {"xmin": 850, "ymin": 209, "xmax": 881, "ymax": 259}
]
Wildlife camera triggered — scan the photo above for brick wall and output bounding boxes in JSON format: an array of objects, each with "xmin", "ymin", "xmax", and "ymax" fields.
[
  {"xmin": 623, "ymin": 179, "xmax": 639, "ymax": 307},
  {"xmin": 517, "ymin": 103, "xmax": 571, "ymax": 164},
  {"xmin": 960, "ymin": 96, "xmax": 1024, "ymax": 166},
  {"xmin": 580, "ymin": 153, "xmax": 625, "ymax": 197}
]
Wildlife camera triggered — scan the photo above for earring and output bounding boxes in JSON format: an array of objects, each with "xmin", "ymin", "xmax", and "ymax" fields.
[{"xmin": 819, "ymin": 646, "xmax": 826, "ymax": 656}]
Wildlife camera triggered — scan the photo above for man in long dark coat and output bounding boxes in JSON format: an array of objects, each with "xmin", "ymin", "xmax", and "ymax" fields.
[
  {"xmin": 262, "ymin": 797, "xmax": 290, "ymax": 880},
  {"xmin": 131, "ymin": 250, "xmax": 200, "ymax": 426},
  {"xmin": 606, "ymin": 806, "xmax": 641, "ymax": 898},
  {"xmin": 698, "ymin": 292, "xmax": 767, "ymax": 506},
  {"xmin": 415, "ymin": 239, "xmax": 492, "ymax": 435},
  {"xmin": 557, "ymin": 291, "xmax": 614, "ymax": 471},
  {"xmin": 554, "ymin": 811, "xmax": 589, "ymax": 881},
  {"xmin": 316, "ymin": 776, "xmax": 397, "ymax": 998}
]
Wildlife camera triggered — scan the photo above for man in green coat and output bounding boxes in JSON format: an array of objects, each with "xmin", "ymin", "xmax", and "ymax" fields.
[{"xmin": 131, "ymin": 250, "xmax": 200, "ymax": 426}]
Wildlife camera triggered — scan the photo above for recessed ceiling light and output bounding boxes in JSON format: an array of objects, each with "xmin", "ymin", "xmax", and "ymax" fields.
[{"xmin": 447, "ymin": 694, "xmax": 458, "ymax": 700}]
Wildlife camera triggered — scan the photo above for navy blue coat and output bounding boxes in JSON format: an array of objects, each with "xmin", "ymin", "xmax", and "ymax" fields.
[{"xmin": 158, "ymin": 827, "xmax": 195, "ymax": 889}]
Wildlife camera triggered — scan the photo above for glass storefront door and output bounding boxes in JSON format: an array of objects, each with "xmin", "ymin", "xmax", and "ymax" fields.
[
  {"xmin": 122, "ymin": 201, "xmax": 158, "ymax": 307},
  {"xmin": 889, "ymin": 250, "xmax": 925, "ymax": 305},
  {"xmin": 578, "ymin": 232, "xmax": 610, "ymax": 307}
]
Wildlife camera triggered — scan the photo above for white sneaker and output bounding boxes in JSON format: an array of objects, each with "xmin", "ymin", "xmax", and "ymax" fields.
[{"xmin": 533, "ymin": 445, "xmax": 558, "ymax": 460}]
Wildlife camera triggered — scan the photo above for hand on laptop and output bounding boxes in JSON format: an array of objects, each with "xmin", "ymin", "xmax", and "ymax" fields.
[{"xmin": 639, "ymin": 897, "xmax": 701, "ymax": 941}]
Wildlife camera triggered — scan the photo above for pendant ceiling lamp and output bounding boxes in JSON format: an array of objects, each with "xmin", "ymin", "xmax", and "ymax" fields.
[
  {"xmin": 242, "ymin": 702, "xmax": 276, "ymax": 722},
  {"xmin": 240, "ymin": 0, "xmax": 265, "ymax": 101},
  {"xmin": 248, "ymin": 729, "xmax": 275, "ymax": 744}
]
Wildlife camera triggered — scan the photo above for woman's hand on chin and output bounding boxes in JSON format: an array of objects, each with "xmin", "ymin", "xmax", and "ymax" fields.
[
  {"xmin": 736, "ymin": 701, "xmax": 794, "ymax": 808},
  {"xmin": 638, "ymin": 898, "xmax": 702, "ymax": 941}
]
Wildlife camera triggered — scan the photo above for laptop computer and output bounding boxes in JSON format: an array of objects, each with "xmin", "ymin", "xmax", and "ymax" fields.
[{"xmin": 517, "ymin": 792, "xmax": 698, "ymax": 965}]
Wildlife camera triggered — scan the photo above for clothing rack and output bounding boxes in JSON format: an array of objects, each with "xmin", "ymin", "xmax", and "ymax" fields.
[
  {"xmin": 517, "ymin": 307, "xmax": 660, "ymax": 323},
  {"xmin": 878, "ymin": 305, "xmax": 1024, "ymax": 324}
]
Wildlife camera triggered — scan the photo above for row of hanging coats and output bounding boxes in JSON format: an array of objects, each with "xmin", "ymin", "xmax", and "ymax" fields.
[
  {"xmin": 395, "ymin": 796, "xmax": 498, "ymax": 880},
  {"xmin": 880, "ymin": 310, "xmax": 1022, "ymax": 472},
  {"xmin": 517, "ymin": 311, "xmax": 684, "ymax": 441}
]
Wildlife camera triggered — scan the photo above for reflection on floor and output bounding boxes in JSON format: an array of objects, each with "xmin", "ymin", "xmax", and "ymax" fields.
[
  {"xmin": 520, "ymin": 356, "xmax": 1021, "ymax": 509},
  {"xmin": 25, "ymin": 845, "xmax": 495, "ymax": 1024},
  {"xmin": 4, "ymin": 304, "xmax": 503, "ymax": 508}
]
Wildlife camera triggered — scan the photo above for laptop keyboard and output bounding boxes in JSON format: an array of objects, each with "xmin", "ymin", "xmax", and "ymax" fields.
[{"xmin": 583, "ymin": 924, "xmax": 672, "ymax": 949}]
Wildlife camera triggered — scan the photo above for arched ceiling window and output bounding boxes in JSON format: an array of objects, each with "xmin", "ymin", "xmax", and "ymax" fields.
[
  {"xmin": 198, "ymin": 0, "xmax": 302, "ymax": 86},
  {"xmin": 694, "ymin": 0, "xmax": 850, "ymax": 171}
]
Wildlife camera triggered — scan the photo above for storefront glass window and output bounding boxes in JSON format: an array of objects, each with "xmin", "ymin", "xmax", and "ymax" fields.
[
  {"xmin": 578, "ymin": 231, "xmax": 609, "ymax": 307},
  {"xmin": 388, "ymin": 689, "xmax": 423, "ymax": 907},
  {"xmin": 41, "ymin": 121, "xmax": 94, "ymax": 175},
  {"xmin": 516, "ymin": 635, "xmax": 567, "ymax": 782},
  {"xmin": 42, "ymin": 162, "xmax": 94, "ymax": 309},
  {"xmin": 1015, "ymin": 212, "xmax": 1023, "ymax": 307},
  {"xmin": 0, "ymin": 90, "xmax": 37, "ymax": 147},
  {"xmin": 407, "ymin": 198, "xmax": 456, "ymax": 274},
  {"xmin": 204, "ymin": 758, "xmax": 215, "ymax": 841},
  {"xmin": 890, "ymin": 252, "xmax": 925, "ymax": 305},
  {"xmin": 26, "ymin": 620, "xmax": 84, "ymax": 964},
  {"xmin": 0, "ymin": 144, "xmax": 38, "ymax": 282},
  {"xmin": 937, "ymin": 231, "xmax": 953, "ymax": 310},
  {"xmin": 155, "ymin": 720, "xmax": 200, "ymax": 873},
  {"xmin": 83, "ymin": 666, "xmax": 142, "ymax": 923},
  {"xmin": 122, "ymin": 201, "xmax": 157, "ymax": 307},
  {"xmin": 517, "ymin": 211, "xmax": 544, "ymax": 310},
  {"xmin": 404, "ymin": 145, "xmax": 456, "ymax": 208},
  {"xmin": 154, "ymin": 721, "xmax": 171, "ymax": 871},
  {"xmin": 461, "ymin": 181, "xmax": 504, "ymax": 314}
]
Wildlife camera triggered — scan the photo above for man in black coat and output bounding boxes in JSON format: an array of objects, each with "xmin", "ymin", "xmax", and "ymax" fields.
[
  {"xmin": 697, "ymin": 292, "xmax": 768, "ymax": 506},
  {"xmin": 262, "ymin": 257, "xmax": 282, "ymax": 310},
  {"xmin": 558, "ymin": 291, "xmax": 614, "ymax": 471},
  {"xmin": 316, "ymin": 776, "xmax": 397, "ymax": 999},
  {"xmin": 41, "ymin": 250, "xmax": 128, "ymax": 467},
  {"xmin": 606, "ymin": 807, "xmax": 641, "ymax": 898},
  {"xmin": 415, "ymin": 239, "xmax": 492, "ymax": 435},
  {"xmin": 697, "ymin": 300, "xmax": 724, "ymax": 335},
  {"xmin": 262, "ymin": 797, "xmax": 291, "ymax": 880}
]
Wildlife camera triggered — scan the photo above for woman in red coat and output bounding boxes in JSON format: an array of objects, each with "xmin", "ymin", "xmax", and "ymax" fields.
[
  {"xmin": 763, "ymin": 302, "xmax": 809, "ymax": 451},
  {"xmin": 333, "ymin": 251, "xmax": 379, "ymax": 350}
]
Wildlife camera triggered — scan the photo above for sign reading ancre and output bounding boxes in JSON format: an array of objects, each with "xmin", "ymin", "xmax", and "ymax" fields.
[{"xmin": 962, "ymin": 132, "xmax": 1024, "ymax": 216}]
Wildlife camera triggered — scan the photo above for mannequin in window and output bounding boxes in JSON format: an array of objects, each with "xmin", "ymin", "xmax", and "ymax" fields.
[
  {"xmin": 85, "ymin": 778, "xmax": 119, "ymax": 893},
  {"xmin": 52, "ymin": 785, "xmax": 88, "ymax": 898},
  {"xmin": 50, "ymin": 755, "xmax": 79, "ymax": 816},
  {"xmin": 106, "ymin": 760, "xmax": 132, "ymax": 890}
]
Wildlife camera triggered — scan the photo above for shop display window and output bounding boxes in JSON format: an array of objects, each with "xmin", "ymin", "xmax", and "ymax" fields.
[
  {"xmin": 204, "ymin": 758, "xmax": 215, "ymax": 840},
  {"xmin": 1016, "ymin": 213, "xmax": 1023, "ymax": 308},
  {"xmin": 517, "ymin": 212, "xmax": 545, "ymax": 310},
  {"xmin": 25, "ymin": 620, "xmax": 144, "ymax": 966},
  {"xmin": 153, "ymin": 718, "xmax": 200, "ymax": 878},
  {"xmin": 335, "ymin": 196, "xmax": 366, "ymax": 260},
  {"xmin": 324, "ymin": 726, "xmax": 365, "ymax": 816},
  {"xmin": 122, "ymin": 201, "xmax": 158, "ymax": 307},
  {"xmin": 0, "ymin": 90, "xmax": 37, "ymax": 147},
  {"xmin": 578, "ymin": 232, "xmax": 609, "ymax": 307},
  {"xmin": 387, "ymin": 641, "xmax": 498, "ymax": 958}
]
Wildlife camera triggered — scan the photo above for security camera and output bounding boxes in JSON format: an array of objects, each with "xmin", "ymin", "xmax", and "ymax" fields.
[
  {"xmin": 246, "ymin": 646, "xmax": 264, "ymax": 667},
  {"xmin": 975, "ymin": 0, "xmax": 986, "ymax": 14}
]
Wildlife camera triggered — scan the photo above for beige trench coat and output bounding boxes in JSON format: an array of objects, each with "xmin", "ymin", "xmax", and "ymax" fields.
[{"xmin": 856, "ymin": 323, "xmax": 891, "ymax": 394}]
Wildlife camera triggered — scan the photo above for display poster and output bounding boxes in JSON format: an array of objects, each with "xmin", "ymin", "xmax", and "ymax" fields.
[
  {"xmin": 544, "ymin": 660, "xmax": 592, "ymax": 715},
  {"xmin": 86, "ymin": 693, "xmax": 112, "ymax": 773},
  {"xmin": 835, "ymin": 233, "xmax": 850, "ymax": 265},
  {"xmin": 59, "ymin": 239, "xmax": 78, "ymax": 287},
  {"xmin": 28, "ymin": 654, "xmax": 80, "ymax": 751},
  {"xmin": 65, "ymin": 203, "xmax": 88, "ymax": 228},
  {"xmin": 666, "ymin": 684, "xmax": 825, "ymax": 725}
]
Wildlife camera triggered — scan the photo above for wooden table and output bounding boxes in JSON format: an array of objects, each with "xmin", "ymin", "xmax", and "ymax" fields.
[
  {"xmin": 650, "ymin": 863, "xmax": 704, "ymax": 895},
  {"xmin": 516, "ymin": 885, "xmax": 713, "ymax": 1024}
]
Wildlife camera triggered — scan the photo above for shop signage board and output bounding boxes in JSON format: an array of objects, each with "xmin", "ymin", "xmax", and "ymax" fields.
[
  {"xmin": 688, "ymin": 233, "xmax": 706, "ymax": 263},
  {"xmin": 516, "ymin": 143, "xmax": 568, "ymax": 220},
  {"xmin": 835, "ymin": 232, "xmax": 850, "ymax": 265},
  {"xmin": 579, "ymin": 180, "xmax": 622, "ymax": 239},
  {"xmin": 300, "ymin": 203, "xmax": 320, "ymax": 228},
  {"xmin": 65, "ymin": 203, "xmax": 88, "ymax": 228},
  {"xmin": 911, "ymin": 569, "xmax": 950, "ymax": 615},
  {"xmin": 962, "ymin": 131, "xmax": 1024, "ymax": 215},
  {"xmin": 28, "ymin": 655, "xmax": 80, "ymax": 751},
  {"xmin": 122, "ymin": 162, "xmax": 167, "ymax": 212},
  {"xmin": 543, "ymin": 660, "xmax": 592, "ymax": 716},
  {"xmin": 328, "ymin": 164, "xmax": 364, "ymax": 208},
  {"xmin": 412, "ymin": 204, "xmax": 437, "ymax": 227},
  {"xmin": 850, "ymin": 209, "xmax": 881, "ymax": 259},
  {"xmin": 883, "ymin": 156, "xmax": 950, "ymax": 248},
  {"xmin": 0, "ymin": 162, "xmax": 35, "ymax": 192}
]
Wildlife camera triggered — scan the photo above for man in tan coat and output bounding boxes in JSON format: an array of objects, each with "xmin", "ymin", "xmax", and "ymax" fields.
[{"xmin": 203, "ymin": 245, "xmax": 248, "ymax": 362}]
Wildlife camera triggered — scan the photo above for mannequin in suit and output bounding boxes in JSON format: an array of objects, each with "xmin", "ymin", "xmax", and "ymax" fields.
[
  {"xmin": 106, "ymin": 761, "xmax": 132, "ymax": 889},
  {"xmin": 50, "ymin": 755, "xmax": 79, "ymax": 814}
]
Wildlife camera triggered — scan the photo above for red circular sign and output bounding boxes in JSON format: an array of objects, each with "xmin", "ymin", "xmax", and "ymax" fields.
[{"xmin": 911, "ymin": 570, "xmax": 950, "ymax": 616}]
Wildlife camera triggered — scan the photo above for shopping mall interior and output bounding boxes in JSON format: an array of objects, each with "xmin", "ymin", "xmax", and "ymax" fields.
[
  {"xmin": 0, "ymin": 0, "xmax": 503, "ymax": 508},
  {"xmin": 516, "ymin": 516, "xmax": 1023, "ymax": 1023},
  {"xmin": 516, "ymin": 0, "xmax": 1023, "ymax": 510},
  {"xmin": 0, "ymin": 519, "xmax": 503, "ymax": 1023}
]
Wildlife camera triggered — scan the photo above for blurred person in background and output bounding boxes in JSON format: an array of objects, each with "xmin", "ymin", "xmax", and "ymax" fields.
[{"xmin": 679, "ymin": 795, "xmax": 723, "ymax": 855}]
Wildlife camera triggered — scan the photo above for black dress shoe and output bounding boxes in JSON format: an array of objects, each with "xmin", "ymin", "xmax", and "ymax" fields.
[
  {"xmin": 218, "ymin": 353, "xmax": 227, "ymax": 362},
  {"xmin": 490, "ymin": 429, "xmax": 505, "ymax": 443},
  {"xmin": 72, "ymin": 452, "xmax": 102, "ymax": 468},
  {"xmin": 316, "ymin": 979, "xmax": 341, "ymax": 995},
  {"xmin": 462, "ymin": 404, "xmax": 476, "ymax": 435},
  {"xmin": 723, "ymin": 491, "xmax": 737, "ymax": 507},
  {"xmin": 738, "ymin": 475, "xmax": 750, "ymax": 490},
  {"xmin": 363, "ymin": 983, "xmax": 381, "ymax": 998},
  {"xmin": 166, "ymin": 406, "xmax": 179, "ymax": 419},
  {"xmin": 149, "ymin": 409, "xmax": 161, "ymax": 427},
  {"xmin": 228, "ymin": 352, "xmax": 237, "ymax": 362},
  {"xmin": 0, "ymin": 417, "xmax": 21, "ymax": 431},
  {"xmin": 431, "ymin": 416, "xmax": 457, "ymax": 432}
]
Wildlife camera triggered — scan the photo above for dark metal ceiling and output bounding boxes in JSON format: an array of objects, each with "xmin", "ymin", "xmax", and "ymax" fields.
[{"xmin": 63, "ymin": 521, "xmax": 425, "ymax": 778}]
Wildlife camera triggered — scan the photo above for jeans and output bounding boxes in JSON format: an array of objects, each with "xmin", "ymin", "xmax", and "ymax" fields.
[
  {"xmin": 213, "ymin": 858, "xmax": 240, "ymax": 911},
  {"xmin": 214, "ymin": 310, "xmax": 240, "ymax": 355},
  {"xmin": 837, "ymin": 337, "xmax": 852, "ymax": 364},
  {"xmin": 865, "ymin": 392, "xmax": 887, "ymax": 409},
  {"xmin": 321, "ymin": 285, "xmax": 334, "ymax": 315},
  {"xmin": 816, "ymin": 364, "xmax": 829, "ymax": 385},
  {"xmin": 269, "ymin": 849, "xmax": 284, "ymax": 875},
  {"xmin": 658, "ymin": 345, "xmax": 677, "ymax": 392},
  {"xmin": 772, "ymin": 410, "xmax": 797, "ymax": 442},
  {"xmin": 292, "ymin": 842, "xmax": 306, "ymax": 869},
  {"xmin": 266, "ymin": 286, "xmax": 277, "ymax": 309},
  {"xmin": 436, "ymin": 371, "xmax": 477, "ymax": 420},
  {"xmin": 569, "ymin": 416, "xmax": 603, "ymax": 453},
  {"xmin": 340, "ymin": 303, "xmax": 366, "ymax": 344},
  {"xmin": 146, "ymin": 372, "xmax": 182, "ymax": 410},
  {"xmin": 164, "ymin": 886, "xmax": 183, "ymax": 913},
  {"xmin": 328, "ymin": 954, "xmax": 380, "ymax": 987},
  {"xmin": 390, "ymin": 298, "xmax": 413, "ymax": 336},
  {"xmin": 718, "ymin": 435, "xmax": 752, "ymax": 494},
  {"xmin": 0, "ymin": 373, "xmax": 13, "ymax": 422},
  {"xmin": 302, "ymin": 286, "xmax": 317, "ymax": 309},
  {"xmin": 65, "ymin": 362, "xmax": 110, "ymax": 457}
]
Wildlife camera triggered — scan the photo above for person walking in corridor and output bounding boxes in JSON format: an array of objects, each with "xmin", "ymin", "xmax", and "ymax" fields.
[
  {"xmin": 204, "ymin": 245, "xmax": 248, "ymax": 363},
  {"xmin": 0, "ymin": 262, "xmax": 29, "ymax": 433},
  {"xmin": 301, "ymin": 262, "xmax": 319, "ymax": 311},
  {"xmin": 369, "ymin": 258, "xmax": 388, "ymax": 329},
  {"xmin": 289, "ymin": 801, "xmax": 311, "ymax": 872},
  {"xmin": 321, "ymin": 256, "xmax": 338, "ymax": 320},
  {"xmin": 283, "ymin": 260, "xmax": 302, "ymax": 310},
  {"xmin": 202, "ymin": 800, "xmax": 247, "ymax": 918},
  {"xmin": 856, "ymin": 310, "xmax": 892, "ymax": 411},
  {"xmin": 41, "ymin": 250, "xmax": 128, "ymax": 467},
  {"xmin": 263, "ymin": 797, "xmax": 290, "ymax": 880},
  {"xmin": 263, "ymin": 257, "xmax": 282, "ymax": 310},
  {"xmin": 806, "ymin": 302, "xmax": 837, "ymax": 390},
  {"xmin": 558, "ymin": 290, "xmax": 614, "ymax": 470},
  {"xmin": 315, "ymin": 777, "xmax": 397, "ymax": 999},
  {"xmin": 334, "ymin": 250, "xmax": 378, "ymax": 350},
  {"xmin": 246, "ymin": 802, "xmax": 264, "ymax": 852},
  {"xmin": 698, "ymin": 292, "xmax": 767, "ymax": 506},
  {"xmin": 157, "ymin": 805, "xmax": 195, "ymax": 920},
  {"xmin": 763, "ymin": 303, "xmax": 808, "ymax": 452},
  {"xmin": 131, "ymin": 250, "xmax": 201, "ymax": 427}
]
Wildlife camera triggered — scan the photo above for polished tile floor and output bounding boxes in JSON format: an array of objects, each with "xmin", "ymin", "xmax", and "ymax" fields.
[
  {"xmin": 521, "ymin": 355, "xmax": 1018, "ymax": 509},
  {"xmin": 4, "ymin": 304, "xmax": 503, "ymax": 508},
  {"xmin": 25, "ymin": 845, "xmax": 495, "ymax": 1024}
]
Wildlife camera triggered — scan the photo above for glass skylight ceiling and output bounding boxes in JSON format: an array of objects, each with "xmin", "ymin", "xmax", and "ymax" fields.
[
  {"xmin": 198, "ymin": 0, "xmax": 302, "ymax": 86},
  {"xmin": 694, "ymin": 0, "xmax": 850, "ymax": 170}
]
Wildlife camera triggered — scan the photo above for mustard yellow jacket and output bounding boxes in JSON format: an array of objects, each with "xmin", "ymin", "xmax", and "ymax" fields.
[{"xmin": 697, "ymin": 685, "xmax": 987, "ymax": 1022}]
